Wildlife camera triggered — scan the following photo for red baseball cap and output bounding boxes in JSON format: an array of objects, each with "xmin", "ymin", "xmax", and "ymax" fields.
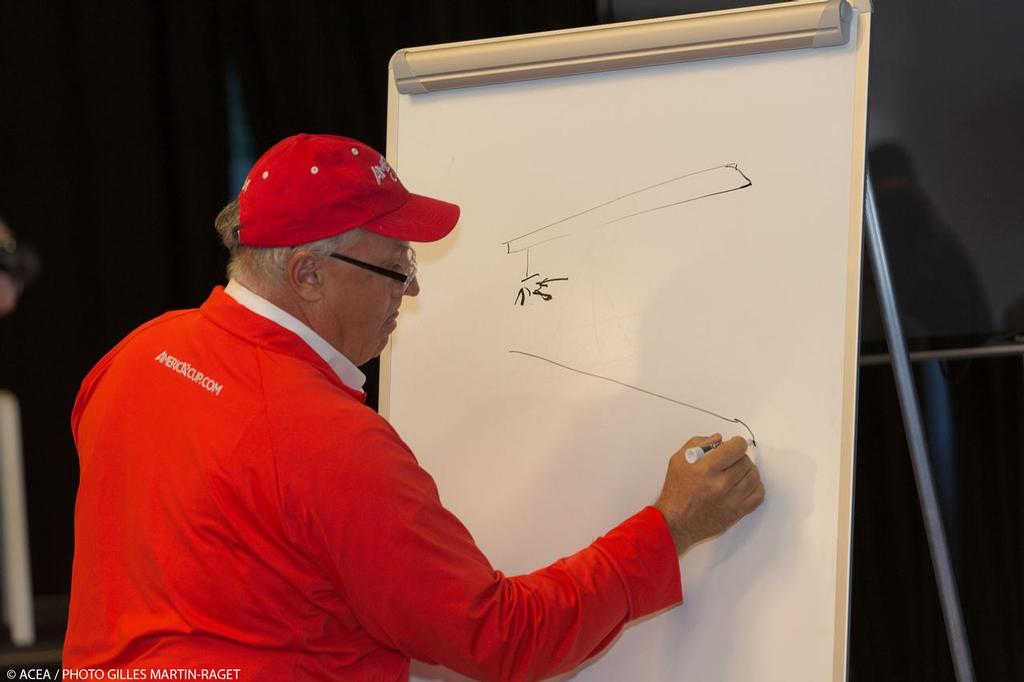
[{"xmin": 237, "ymin": 133, "xmax": 460, "ymax": 247}]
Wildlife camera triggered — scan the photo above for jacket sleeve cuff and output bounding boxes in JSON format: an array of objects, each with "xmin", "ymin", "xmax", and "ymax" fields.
[{"xmin": 592, "ymin": 506, "xmax": 683, "ymax": 620}]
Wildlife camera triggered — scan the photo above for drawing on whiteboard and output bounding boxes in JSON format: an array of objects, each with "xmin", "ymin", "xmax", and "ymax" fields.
[
  {"xmin": 514, "ymin": 249, "xmax": 569, "ymax": 306},
  {"xmin": 515, "ymin": 273, "xmax": 569, "ymax": 306},
  {"xmin": 509, "ymin": 349, "xmax": 758, "ymax": 444},
  {"xmin": 502, "ymin": 163, "xmax": 752, "ymax": 253},
  {"xmin": 503, "ymin": 163, "xmax": 752, "ymax": 306}
]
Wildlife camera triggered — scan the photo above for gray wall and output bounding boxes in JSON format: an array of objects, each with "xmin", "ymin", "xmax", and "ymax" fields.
[{"xmin": 607, "ymin": 0, "xmax": 1024, "ymax": 340}]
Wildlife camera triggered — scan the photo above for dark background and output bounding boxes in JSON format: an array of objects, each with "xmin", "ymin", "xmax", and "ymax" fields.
[{"xmin": 0, "ymin": 1, "xmax": 1021, "ymax": 679}]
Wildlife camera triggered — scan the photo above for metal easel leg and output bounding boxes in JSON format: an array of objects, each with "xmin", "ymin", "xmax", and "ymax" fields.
[
  {"xmin": 863, "ymin": 171, "xmax": 976, "ymax": 682},
  {"xmin": 0, "ymin": 391, "xmax": 35, "ymax": 646}
]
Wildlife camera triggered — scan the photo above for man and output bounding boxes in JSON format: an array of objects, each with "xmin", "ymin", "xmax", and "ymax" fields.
[{"xmin": 64, "ymin": 134, "xmax": 764, "ymax": 680}]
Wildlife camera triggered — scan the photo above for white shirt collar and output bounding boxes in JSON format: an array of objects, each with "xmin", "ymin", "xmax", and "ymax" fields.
[{"xmin": 224, "ymin": 279, "xmax": 367, "ymax": 392}]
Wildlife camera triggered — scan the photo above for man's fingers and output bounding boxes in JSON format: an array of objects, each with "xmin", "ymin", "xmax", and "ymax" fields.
[
  {"xmin": 705, "ymin": 436, "xmax": 748, "ymax": 471},
  {"xmin": 739, "ymin": 480, "xmax": 766, "ymax": 513},
  {"xmin": 700, "ymin": 433, "xmax": 722, "ymax": 447},
  {"xmin": 720, "ymin": 456, "xmax": 754, "ymax": 490},
  {"xmin": 728, "ymin": 464, "xmax": 761, "ymax": 498}
]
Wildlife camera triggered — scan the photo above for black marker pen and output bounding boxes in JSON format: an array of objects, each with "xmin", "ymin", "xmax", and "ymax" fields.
[
  {"xmin": 684, "ymin": 440, "xmax": 722, "ymax": 464},
  {"xmin": 685, "ymin": 439, "xmax": 758, "ymax": 464}
]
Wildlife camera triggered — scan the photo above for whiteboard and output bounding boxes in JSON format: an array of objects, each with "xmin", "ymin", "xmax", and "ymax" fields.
[{"xmin": 383, "ymin": 3, "xmax": 870, "ymax": 680}]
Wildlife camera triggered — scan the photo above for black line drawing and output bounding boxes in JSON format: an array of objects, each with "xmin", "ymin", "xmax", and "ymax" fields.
[
  {"xmin": 502, "ymin": 163, "xmax": 752, "ymax": 254},
  {"xmin": 504, "ymin": 165, "xmax": 758, "ymax": 437},
  {"xmin": 514, "ymin": 247, "xmax": 570, "ymax": 306},
  {"xmin": 504, "ymin": 164, "xmax": 752, "ymax": 306},
  {"xmin": 515, "ymin": 274, "xmax": 569, "ymax": 306},
  {"xmin": 509, "ymin": 349, "xmax": 757, "ymax": 444},
  {"xmin": 515, "ymin": 248, "xmax": 569, "ymax": 305}
]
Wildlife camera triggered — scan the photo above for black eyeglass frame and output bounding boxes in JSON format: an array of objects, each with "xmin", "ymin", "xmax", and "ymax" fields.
[{"xmin": 328, "ymin": 250, "xmax": 417, "ymax": 293}]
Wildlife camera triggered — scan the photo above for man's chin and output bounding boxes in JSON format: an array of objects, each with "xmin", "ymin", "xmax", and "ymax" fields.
[{"xmin": 371, "ymin": 333, "xmax": 392, "ymax": 360}]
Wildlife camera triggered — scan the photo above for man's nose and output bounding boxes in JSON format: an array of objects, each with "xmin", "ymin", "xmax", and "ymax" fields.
[{"xmin": 405, "ymin": 275, "xmax": 420, "ymax": 297}]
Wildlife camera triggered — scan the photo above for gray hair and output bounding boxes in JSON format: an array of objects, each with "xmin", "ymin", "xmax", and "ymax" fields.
[{"xmin": 214, "ymin": 199, "xmax": 363, "ymax": 287}]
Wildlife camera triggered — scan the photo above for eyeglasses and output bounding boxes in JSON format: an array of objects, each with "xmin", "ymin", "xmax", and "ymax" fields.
[{"xmin": 328, "ymin": 247, "xmax": 417, "ymax": 295}]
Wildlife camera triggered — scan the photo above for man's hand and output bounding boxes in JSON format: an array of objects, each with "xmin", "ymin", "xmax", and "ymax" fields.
[{"xmin": 654, "ymin": 434, "xmax": 765, "ymax": 553}]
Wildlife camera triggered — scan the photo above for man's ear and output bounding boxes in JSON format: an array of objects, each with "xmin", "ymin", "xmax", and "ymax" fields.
[{"xmin": 286, "ymin": 250, "xmax": 324, "ymax": 302}]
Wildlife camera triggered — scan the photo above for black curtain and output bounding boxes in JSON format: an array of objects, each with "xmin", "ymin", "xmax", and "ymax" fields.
[
  {"xmin": 0, "ymin": 1, "xmax": 229, "ymax": 594},
  {"xmin": 224, "ymin": 0, "xmax": 600, "ymax": 152},
  {"xmin": 850, "ymin": 364, "xmax": 958, "ymax": 681},
  {"xmin": 850, "ymin": 358, "xmax": 1024, "ymax": 681},
  {"xmin": 958, "ymin": 358, "xmax": 1024, "ymax": 679}
]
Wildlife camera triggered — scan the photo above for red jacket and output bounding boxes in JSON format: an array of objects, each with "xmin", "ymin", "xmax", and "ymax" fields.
[{"xmin": 64, "ymin": 287, "xmax": 682, "ymax": 681}]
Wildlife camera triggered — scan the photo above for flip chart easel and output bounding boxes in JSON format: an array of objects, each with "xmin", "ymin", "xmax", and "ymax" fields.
[{"xmin": 384, "ymin": 1, "xmax": 873, "ymax": 679}]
